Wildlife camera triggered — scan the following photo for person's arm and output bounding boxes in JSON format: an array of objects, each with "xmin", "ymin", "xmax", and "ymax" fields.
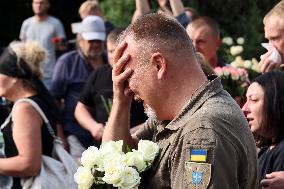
[
  {"xmin": 131, "ymin": 0, "xmax": 151, "ymax": 23},
  {"xmin": 261, "ymin": 172, "xmax": 284, "ymax": 189},
  {"xmin": 169, "ymin": 0, "xmax": 190, "ymax": 27},
  {"xmin": 19, "ymin": 20, "xmax": 28, "ymax": 41},
  {"xmin": 0, "ymin": 102, "xmax": 42, "ymax": 177},
  {"xmin": 50, "ymin": 56, "xmax": 67, "ymax": 105},
  {"xmin": 56, "ymin": 123, "xmax": 69, "ymax": 151},
  {"xmin": 74, "ymin": 102, "xmax": 104, "ymax": 141},
  {"xmin": 130, "ymin": 124, "xmax": 143, "ymax": 135},
  {"xmin": 169, "ymin": 0, "xmax": 184, "ymax": 17},
  {"xmin": 156, "ymin": 0, "xmax": 172, "ymax": 15},
  {"xmin": 102, "ymin": 41, "xmax": 138, "ymax": 149}
]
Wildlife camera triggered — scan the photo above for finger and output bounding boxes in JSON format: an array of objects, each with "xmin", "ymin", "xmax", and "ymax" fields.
[
  {"xmin": 266, "ymin": 172, "xmax": 277, "ymax": 179},
  {"xmin": 260, "ymin": 58, "xmax": 271, "ymax": 73},
  {"xmin": 267, "ymin": 62, "xmax": 281, "ymax": 71},
  {"xmin": 260, "ymin": 179, "xmax": 271, "ymax": 187},
  {"xmin": 114, "ymin": 41, "xmax": 128, "ymax": 64},
  {"xmin": 113, "ymin": 54, "xmax": 130, "ymax": 76},
  {"xmin": 260, "ymin": 51, "xmax": 273, "ymax": 73},
  {"xmin": 260, "ymin": 50, "xmax": 272, "ymax": 60},
  {"xmin": 114, "ymin": 68, "xmax": 133, "ymax": 85}
]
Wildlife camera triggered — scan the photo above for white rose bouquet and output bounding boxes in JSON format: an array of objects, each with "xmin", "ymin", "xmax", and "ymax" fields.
[
  {"xmin": 221, "ymin": 36, "xmax": 261, "ymax": 81},
  {"xmin": 74, "ymin": 140, "xmax": 159, "ymax": 189}
]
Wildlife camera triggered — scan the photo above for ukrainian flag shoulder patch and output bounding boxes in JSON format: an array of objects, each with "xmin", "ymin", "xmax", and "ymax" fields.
[{"xmin": 190, "ymin": 149, "xmax": 207, "ymax": 162}]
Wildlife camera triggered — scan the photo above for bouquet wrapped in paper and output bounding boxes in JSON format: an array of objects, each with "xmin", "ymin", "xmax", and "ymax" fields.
[{"xmin": 74, "ymin": 140, "xmax": 159, "ymax": 189}]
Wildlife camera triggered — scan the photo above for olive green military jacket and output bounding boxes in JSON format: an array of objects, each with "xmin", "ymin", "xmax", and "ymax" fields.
[{"xmin": 135, "ymin": 76, "xmax": 258, "ymax": 189}]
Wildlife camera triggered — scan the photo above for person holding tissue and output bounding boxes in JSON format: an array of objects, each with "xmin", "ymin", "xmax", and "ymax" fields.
[{"xmin": 260, "ymin": 1, "xmax": 284, "ymax": 73}]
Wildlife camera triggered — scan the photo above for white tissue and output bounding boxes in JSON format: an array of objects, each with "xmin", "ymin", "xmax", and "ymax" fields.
[{"xmin": 260, "ymin": 43, "xmax": 282, "ymax": 64}]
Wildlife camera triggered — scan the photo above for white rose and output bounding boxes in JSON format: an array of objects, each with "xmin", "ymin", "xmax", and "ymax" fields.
[
  {"xmin": 99, "ymin": 140, "xmax": 124, "ymax": 168},
  {"xmin": 138, "ymin": 140, "xmax": 159, "ymax": 162},
  {"xmin": 123, "ymin": 150, "xmax": 147, "ymax": 172},
  {"xmin": 102, "ymin": 163, "xmax": 126, "ymax": 187},
  {"xmin": 251, "ymin": 58, "xmax": 259, "ymax": 65},
  {"xmin": 230, "ymin": 45, "xmax": 243, "ymax": 56},
  {"xmin": 103, "ymin": 153, "xmax": 124, "ymax": 170},
  {"xmin": 237, "ymin": 37, "xmax": 245, "ymax": 45},
  {"xmin": 222, "ymin": 37, "xmax": 233, "ymax": 45},
  {"xmin": 100, "ymin": 140, "xmax": 124, "ymax": 157},
  {"xmin": 120, "ymin": 166, "xmax": 141, "ymax": 189},
  {"xmin": 231, "ymin": 73, "xmax": 240, "ymax": 81},
  {"xmin": 81, "ymin": 146, "xmax": 102, "ymax": 168},
  {"xmin": 252, "ymin": 64, "xmax": 261, "ymax": 72},
  {"xmin": 78, "ymin": 184, "xmax": 91, "ymax": 189},
  {"xmin": 244, "ymin": 60, "xmax": 252, "ymax": 69},
  {"xmin": 74, "ymin": 166, "xmax": 94, "ymax": 189}
]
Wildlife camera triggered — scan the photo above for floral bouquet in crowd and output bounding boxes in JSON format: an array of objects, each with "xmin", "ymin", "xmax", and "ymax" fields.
[
  {"xmin": 222, "ymin": 36, "xmax": 261, "ymax": 81},
  {"xmin": 214, "ymin": 66, "xmax": 249, "ymax": 101},
  {"xmin": 74, "ymin": 140, "xmax": 159, "ymax": 189},
  {"xmin": 230, "ymin": 56, "xmax": 261, "ymax": 81}
]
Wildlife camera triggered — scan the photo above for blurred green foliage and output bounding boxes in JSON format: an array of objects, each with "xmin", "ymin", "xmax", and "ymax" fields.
[
  {"xmin": 99, "ymin": 0, "xmax": 135, "ymax": 27},
  {"xmin": 99, "ymin": 0, "xmax": 280, "ymax": 61}
]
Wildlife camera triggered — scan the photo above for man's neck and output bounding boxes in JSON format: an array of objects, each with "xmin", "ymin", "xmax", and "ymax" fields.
[
  {"xmin": 88, "ymin": 56, "xmax": 104, "ymax": 69},
  {"xmin": 159, "ymin": 66, "xmax": 208, "ymax": 120},
  {"xmin": 34, "ymin": 14, "xmax": 48, "ymax": 22},
  {"xmin": 209, "ymin": 55, "xmax": 219, "ymax": 68}
]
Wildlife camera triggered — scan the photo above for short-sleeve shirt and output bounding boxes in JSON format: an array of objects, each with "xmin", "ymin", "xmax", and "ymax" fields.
[
  {"xmin": 50, "ymin": 50, "xmax": 107, "ymax": 139},
  {"xmin": 258, "ymin": 138, "xmax": 284, "ymax": 187},
  {"xmin": 79, "ymin": 64, "xmax": 147, "ymax": 127},
  {"xmin": 135, "ymin": 76, "xmax": 258, "ymax": 189},
  {"xmin": 19, "ymin": 16, "xmax": 66, "ymax": 80}
]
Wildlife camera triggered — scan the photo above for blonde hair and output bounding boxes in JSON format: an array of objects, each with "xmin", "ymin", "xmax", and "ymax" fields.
[
  {"xmin": 263, "ymin": 0, "xmax": 284, "ymax": 25},
  {"xmin": 79, "ymin": 0, "xmax": 100, "ymax": 18},
  {"xmin": 9, "ymin": 41, "xmax": 47, "ymax": 79}
]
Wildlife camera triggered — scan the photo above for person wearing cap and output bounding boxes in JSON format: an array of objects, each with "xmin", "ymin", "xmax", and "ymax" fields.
[
  {"xmin": 78, "ymin": 0, "xmax": 114, "ymax": 36},
  {"xmin": 19, "ymin": 0, "xmax": 66, "ymax": 89},
  {"xmin": 50, "ymin": 15, "xmax": 108, "ymax": 162}
]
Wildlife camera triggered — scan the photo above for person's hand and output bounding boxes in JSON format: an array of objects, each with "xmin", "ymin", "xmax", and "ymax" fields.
[
  {"xmin": 259, "ymin": 51, "xmax": 282, "ymax": 73},
  {"xmin": 260, "ymin": 171, "xmax": 284, "ymax": 189},
  {"xmin": 90, "ymin": 123, "xmax": 105, "ymax": 141},
  {"xmin": 112, "ymin": 41, "xmax": 133, "ymax": 105}
]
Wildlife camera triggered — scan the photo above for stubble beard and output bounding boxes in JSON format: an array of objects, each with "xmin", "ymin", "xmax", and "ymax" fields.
[{"xmin": 144, "ymin": 105, "xmax": 157, "ymax": 120}]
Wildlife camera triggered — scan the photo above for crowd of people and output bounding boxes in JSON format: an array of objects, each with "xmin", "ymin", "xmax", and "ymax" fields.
[{"xmin": 0, "ymin": 0, "xmax": 284, "ymax": 188}]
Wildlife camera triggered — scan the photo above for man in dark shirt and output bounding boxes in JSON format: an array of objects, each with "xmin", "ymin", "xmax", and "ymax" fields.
[
  {"xmin": 50, "ymin": 15, "xmax": 107, "ymax": 162},
  {"xmin": 74, "ymin": 28, "xmax": 147, "ymax": 147}
]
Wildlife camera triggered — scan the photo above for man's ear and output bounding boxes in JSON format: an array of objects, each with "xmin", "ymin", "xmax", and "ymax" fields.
[{"xmin": 150, "ymin": 52, "xmax": 167, "ymax": 79}]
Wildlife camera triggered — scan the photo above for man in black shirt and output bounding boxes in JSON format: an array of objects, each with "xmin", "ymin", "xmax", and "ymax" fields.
[{"xmin": 74, "ymin": 28, "xmax": 147, "ymax": 146}]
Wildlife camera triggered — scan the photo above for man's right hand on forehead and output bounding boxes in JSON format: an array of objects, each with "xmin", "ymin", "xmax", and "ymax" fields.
[{"xmin": 112, "ymin": 41, "xmax": 134, "ymax": 104}]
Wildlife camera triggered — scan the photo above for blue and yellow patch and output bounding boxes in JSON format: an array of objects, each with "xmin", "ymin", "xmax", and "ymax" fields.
[
  {"xmin": 190, "ymin": 149, "xmax": 207, "ymax": 162},
  {"xmin": 185, "ymin": 162, "xmax": 211, "ymax": 188}
]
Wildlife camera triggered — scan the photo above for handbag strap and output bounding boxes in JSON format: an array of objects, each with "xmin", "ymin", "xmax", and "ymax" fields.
[{"xmin": 1, "ymin": 98, "xmax": 56, "ymax": 139}]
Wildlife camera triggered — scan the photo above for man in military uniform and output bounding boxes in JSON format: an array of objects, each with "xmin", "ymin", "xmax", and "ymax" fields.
[{"xmin": 102, "ymin": 13, "xmax": 258, "ymax": 188}]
